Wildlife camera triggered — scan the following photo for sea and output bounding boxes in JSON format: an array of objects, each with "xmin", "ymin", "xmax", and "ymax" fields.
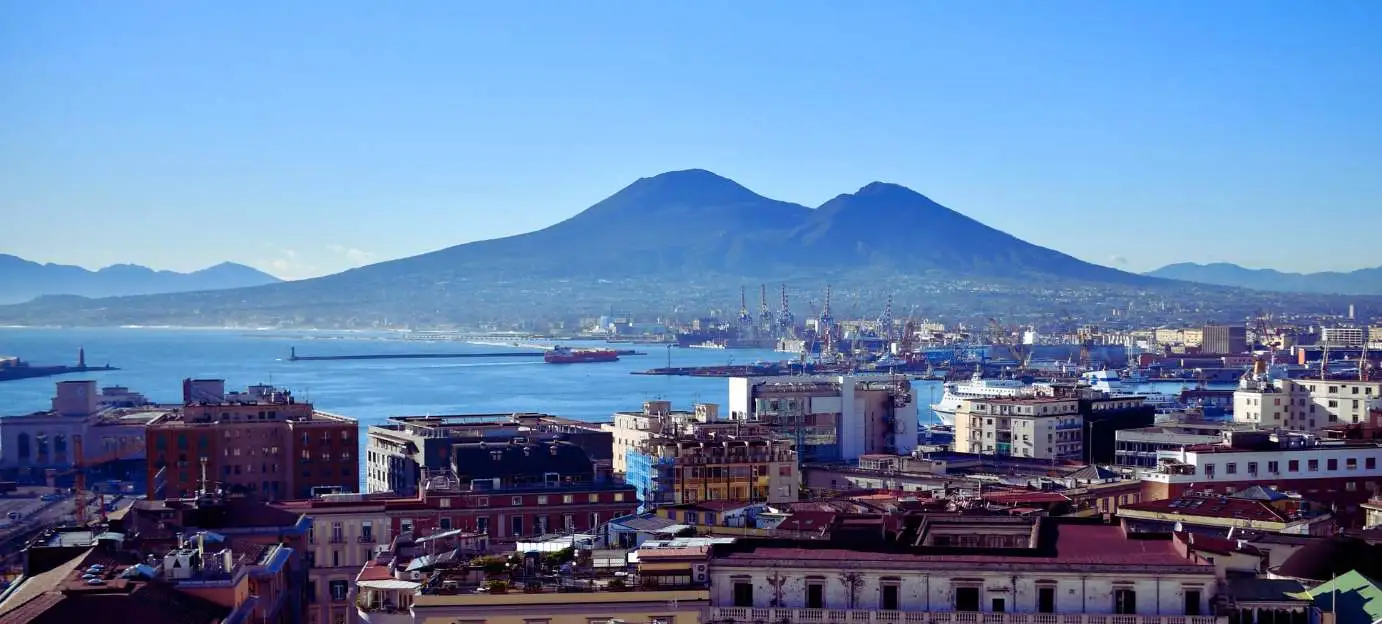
[{"xmin": 0, "ymin": 327, "xmax": 1218, "ymax": 455}]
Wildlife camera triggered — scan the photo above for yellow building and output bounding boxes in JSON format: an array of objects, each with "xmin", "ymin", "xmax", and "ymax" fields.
[
  {"xmin": 407, "ymin": 589, "xmax": 710, "ymax": 624},
  {"xmin": 636, "ymin": 435, "xmax": 798, "ymax": 505}
]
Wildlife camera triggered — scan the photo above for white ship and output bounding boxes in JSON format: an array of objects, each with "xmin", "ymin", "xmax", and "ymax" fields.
[
  {"xmin": 929, "ymin": 372, "xmax": 1040, "ymax": 426},
  {"xmin": 1080, "ymin": 369, "xmax": 1183, "ymax": 415},
  {"xmin": 687, "ymin": 340, "xmax": 727, "ymax": 350}
]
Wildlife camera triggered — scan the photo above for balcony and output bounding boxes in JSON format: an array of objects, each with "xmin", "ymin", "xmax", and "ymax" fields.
[{"xmin": 708, "ymin": 608, "xmax": 1224, "ymax": 624}]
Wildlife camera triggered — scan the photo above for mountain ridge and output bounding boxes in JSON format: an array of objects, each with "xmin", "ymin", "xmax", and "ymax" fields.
[
  {"xmin": 1145, "ymin": 262, "xmax": 1382, "ymax": 295},
  {"xmin": 0, "ymin": 255, "xmax": 282, "ymax": 304},
  {"xmin": 0, "ymin": 169, "xmax": 1199, "ymax": 326}
]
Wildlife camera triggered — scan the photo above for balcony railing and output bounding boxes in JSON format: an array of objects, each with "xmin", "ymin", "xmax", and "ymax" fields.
[{"xmin": 708, "ymin": 608, "xmax": 1224, "ymax": 624}]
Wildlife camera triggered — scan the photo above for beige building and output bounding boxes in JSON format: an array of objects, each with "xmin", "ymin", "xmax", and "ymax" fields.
[
  {"xmin": 954, "ymin": 397, "xmax": 1083, "ymax": 460},
  {"xmin": 1154, "ymin": 327, "xmax": 1204, "ymax": 347},
  {"xmin": 608, "ymin": 401, "xmax": 764, "ymax": 474},
  {"xmin": 1234, "ymin": 377, "xmax": 1382, "ymax": 431},
  {"xmin": 275, "ymin": 494, "xmax": 394, "ymax": 624},
  {"xmin": 407, "ymin": 590, "xmax": 710, "ymax": 624}
]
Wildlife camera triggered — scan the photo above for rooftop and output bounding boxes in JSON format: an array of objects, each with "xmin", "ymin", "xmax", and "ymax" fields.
[
  {"xmin": 0, "ymin": 548, "xmax": 230, "ymax": 624},
  {"xmin": 1120, "ymin": 491, "xmax": 1328, "ymax": 525},
  {"xmin": 709, "ymin": 517, "xmax": 1211, "ymax": 570}
]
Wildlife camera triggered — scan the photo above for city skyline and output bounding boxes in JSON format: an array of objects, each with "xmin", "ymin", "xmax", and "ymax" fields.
[{"xmin": 3, "ymin": 1, "xmax": 1380, "ymax": 279}]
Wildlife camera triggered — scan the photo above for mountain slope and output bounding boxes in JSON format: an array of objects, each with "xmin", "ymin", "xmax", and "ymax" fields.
[
  {"xmin": 790, "ymin": 182, "xmax": 1150, "ymax": 284},
  {"xmin": 0, "ymin": 169, "xmax": 1170, "ymax": 326},
  {"xmin": 0, "ymin": 255, "xmax": 282, "ymax": 304},
  {"xmin": 1146, "ymin": 262, "xmax": 1382, "ymax": 295}
]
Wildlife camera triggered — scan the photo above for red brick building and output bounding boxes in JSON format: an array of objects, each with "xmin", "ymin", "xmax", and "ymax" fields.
[{"xmin": 145, "ymin": 379, "xmax": 359, "ymax": 500}]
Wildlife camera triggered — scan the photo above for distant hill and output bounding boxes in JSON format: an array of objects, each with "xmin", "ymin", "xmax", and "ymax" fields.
[
  {"xmin": 0, "ymin": 169, "xmax": 1200, "ymax": 327},
  {"xmin": 0, "ymin": 255, "xmax": 282, "ymax": 304},
  {"xmin": 1146, "ymin": 262, "xmax": 1382, "ymax": 295}
]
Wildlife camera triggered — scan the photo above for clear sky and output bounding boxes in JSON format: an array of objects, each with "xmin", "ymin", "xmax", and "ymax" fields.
[{"xmin": 2, "ymin": 1, "xmax": 1379, "ymax": 280}]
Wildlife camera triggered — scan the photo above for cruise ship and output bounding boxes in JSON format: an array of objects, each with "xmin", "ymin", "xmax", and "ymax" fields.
[{"xmin": 929, "ymin": 372, "xmax": 1041, "ymax": 426}]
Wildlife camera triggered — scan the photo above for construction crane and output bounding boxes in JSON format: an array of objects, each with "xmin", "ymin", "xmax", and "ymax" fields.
[
  {"xmin": 776, "ymin": 284, "xmax": 795, "ymax": 334},
  {"xmin": 44, "ymin": 434, "xmax": 143, "ymax": 525},
  {"xmin": 878, "ymin": 294, "xmax": 894, "ymax": 341},
  {"xmin": 758, "ymin": 284, "xmax": 773, "ymax": 334},
  {"xmin": 737, "ymin": 286, "xmax": 752, "ymax": 327}
]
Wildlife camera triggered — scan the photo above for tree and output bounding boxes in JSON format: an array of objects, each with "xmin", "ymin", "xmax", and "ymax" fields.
[{"xmin": 838, "ymin": 571, "xmax": 864, "ymax": 610}]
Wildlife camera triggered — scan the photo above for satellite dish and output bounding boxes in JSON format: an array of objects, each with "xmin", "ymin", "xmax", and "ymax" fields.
[{"xmin": 1174, "ymin": 522, "xmax": 1184, "ymax": 533}]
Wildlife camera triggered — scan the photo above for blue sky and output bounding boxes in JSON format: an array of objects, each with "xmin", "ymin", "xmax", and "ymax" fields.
[{"xmin": 2, "ymin": 1, "xmax": 1379, "ymax": 280}]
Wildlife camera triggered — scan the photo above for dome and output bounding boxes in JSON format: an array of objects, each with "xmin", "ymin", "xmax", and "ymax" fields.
[{"xmin": 1273, "ymin": 537, "xmax": 1382, "ymax": 582}]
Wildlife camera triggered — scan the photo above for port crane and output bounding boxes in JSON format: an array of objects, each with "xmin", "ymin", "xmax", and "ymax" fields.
[
  {"xmin": 758, "ymin": 284, "xmax": 774, "ymax": 336},
  {"xmin": 44, "ymin": 434, "xmax": 143, "ymax": 525},
  {"xmin": 776, "ymin": 284, "xmax": 795, "ymax": 335}
]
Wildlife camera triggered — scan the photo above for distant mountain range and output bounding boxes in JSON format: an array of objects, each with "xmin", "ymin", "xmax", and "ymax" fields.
[
  {"xmin": 1145, "ymin": 262, "xmax": 1382, "ymax": 295},
  {"xmin": 0, "ymin": 255, "xmax": 281, "ymax": 304},
  {"xmin": 0, "ymin": 169, "xmax": 1319, "ymax": 328}
]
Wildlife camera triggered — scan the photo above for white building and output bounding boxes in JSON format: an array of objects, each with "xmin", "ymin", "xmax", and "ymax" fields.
[
  {"xmin": 1234, "ymin": 377, "xmax": 1382, "ymax": 431},
  {"xmin": 0, "ymin": 380, "xmax": 163, "ymax": 474},
  {"xmin": 707, "ymin": 516, "xmax": 1221, "ymax": 624},
  {"xmin": 954, "ymin": 397, "xmax": 1083, "ymax": 460},
  {"xmin": 726, "ymin": 375, "xmax": 918, "ymax": 462},
  {"xmin": 1320, "ymin": 326, "xmax": 1366, "ymax": 347}
]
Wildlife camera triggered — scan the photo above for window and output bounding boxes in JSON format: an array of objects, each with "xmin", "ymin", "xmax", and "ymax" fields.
[
  {"xmin": 733, "ymin": 581, "xmax": 754, "ymax": 607},
  {"xmin": 1347, "ymin": 458, "xmax": 1358, "ymax": 470},
  {"xmin": 1289, "ymin": 460, "xmax": 1300, "ymax": 472},
  {"xmin": 881, "ymin": 583, "xmax": 900, "ymax": 610},
  {"xmin": 955, "ymin": 587, "xmax": 980, "ymax": 611},
  {"xmin": 613, "ymin": 493, "xmax": 625, "ymax": 502},
  {"xmin": 806, "ymin": 582, "xmax": 824, "ymax": 608},
  {"xmin": 511, "ymin": 515, "xmax": 523, "ymax": 536},
  {"xmin": 1038, "ymin": 587, "xmax": 1056, "ymax": 613},
  {"xmin": 1226, "ymin": 463, "xmax": 1237, "ymax": 475},
  {"xmin": 439, "ymin": 517, "xmax": 452, "ymax": 530},
  {"xmin": 477, "ymin": 517, "xmax": 489, "ymax": 533},
  {"xmin": 1114, "ymin": 589, "xmax": 1136, "ymax": 614},
  {"xmin": 361, "ymin": 521, "xmax": 373, "ymax": 542},
  {"xmin": 1247, "ymin": 462, "xmax": 1257, "ymax": 476},
  {"xmin": 538, "ymin": 495, "xmax": 549, "ymax": 505},
  {"xmin": 1308, "ymin": 460, "xmax": 1319, "ymax": 472},
  {"xmin": 400, "ymin": 518, "xmax": 414, "ymax": 535},
  {"xmin": 331, "ymin": 521, "xmax": 343, "ymax": 542},
  {"xmin": 562, "ymin": 494, "xmax": 574, "ymax": 504},
  {"xmin": 589, "ymin": 493, "xmax": 600, "ymax": 503},
  {"xmin": 992, "ymin": 598, "xmax": 1006, "ymax": 613},
  {"xmin": 1204, "ymin": 464, "xmax": 1216, "ymax": 478},
  {"xmin": 1368, "ymin": 457, "xmax": 1377, "ymax": 470},
  {"xmin": 329, "ymin": 580, "xmax": 348, "ymax": 601},
  {"xmin": 1185, "ymin": 589, "xmax": 1202, "ymax": 616},
  {"xmin": 512, "ymin": 496, "xmax": 522, "ymax": 506},
  {"xmin": 1328, "ymin": 458, "xmax": 1339, "ymax": 471},
  {"xmin": 1268, "ymin": 461, "xmax": 1279, "ymax": 474}
]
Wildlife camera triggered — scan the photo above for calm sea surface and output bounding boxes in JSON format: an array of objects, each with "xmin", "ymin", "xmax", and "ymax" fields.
[{"xmin": 1, "ymin": 328, "xmax": 955, "ymax": 424}]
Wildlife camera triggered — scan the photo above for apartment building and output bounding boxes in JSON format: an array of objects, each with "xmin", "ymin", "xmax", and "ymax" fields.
[
  {"xmin": 625, "ymin": 431, "xmax": 798, "ymax": 506},
  {"xmin": 954, "ymin": 397, "xmax": 1083, "ymax": 460},
  {"xmin": 1139, "ymin": 430, "xmax": 1382, "ymax": 526},
  {"xmin": 708, "ymin": 515, "xmax": 1221, "ymax": 624},
  {"xmin": 274, "ymin": 494, "xmax": 396, "ymax": 624},
  {"xmin": 1234, "ymin": 376, "xmax": 1382, "ymax": 432},
  {"xmin": 1114, "ymin": 422, "xmax": 1247, "ymax": 469},
  {"xmin": 381, "ymin": 440, "xmax": 637, "ymax": 542},
  {"xmin": 726, "ymin": 375, "xmax": 918, "ymax": 462},
  {"xmin": 0, "ymin": 380, "xmax": 162, "ymax": 482},
  {"xmin": 144, "ymin": 379, "xmax": 360, "ymax": 500},
  {"xmin": 365, "ymin": 413, "xmax": 610, "ymax": 496},
  {"xmin": 608, "ymin": 402, "xmax": 749, "ymax": 475}
]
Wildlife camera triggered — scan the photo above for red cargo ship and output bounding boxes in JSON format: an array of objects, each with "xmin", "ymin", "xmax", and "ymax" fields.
[{"xmin": 544, "ymin": 346, "xmax": 620, "ymax": 364}]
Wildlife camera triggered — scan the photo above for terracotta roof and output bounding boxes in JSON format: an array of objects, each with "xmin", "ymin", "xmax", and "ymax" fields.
[
  {"xmin": 711, "ymin": 522, "xmax": 1208, "ymax": 568},
  {"xmin": 1121, "ymin": 495, "xmax": 1307, "ymax": 524},
  {"xmin": 1273, "ymin": 537, "xmax": 1382, "ymax": 582},
  {"xmin": 1178, "ymin": 532, "xmax": 1264, "ymax": 557},
  {"xmin": 356, "ymin": 560, "xmax": 397, "ymax": 582},
  {"xmin": 773, "ymin": 511, "xmax": 837, "ymax": 532},
  {"xmin": 0, "ymin": 549, "xmax": 229, "ymax": 624}
]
